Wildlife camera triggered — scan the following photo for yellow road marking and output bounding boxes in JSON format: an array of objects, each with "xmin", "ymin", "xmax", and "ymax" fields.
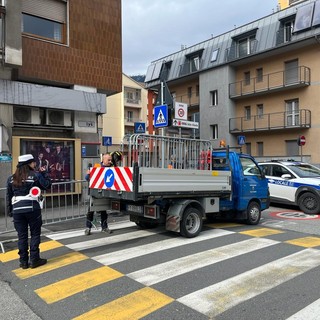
[
  {"xmin": 72, "ymin": 287, "xmax": 174, "ymax": 320},
  {"xmin": 35, "ymin": 266, "xmax": 123, "ymax": 304},
  {"xmin": 239, "ymin": 228, "xmax": 284, "ymax": 237},
  {"xmin": 206, "ymin": 223, "xmax": 243, "ymax": 228},
  {"xmin": 0, "ymin": 240, "xmax": 64, "ymax": 263},
  {"xmin": 285, "ymin": 236, "xmax": 320, "ymax": 248},
  {"xmin": 13, "ymin": 252, "xmax": 88, "ymax": 279}
]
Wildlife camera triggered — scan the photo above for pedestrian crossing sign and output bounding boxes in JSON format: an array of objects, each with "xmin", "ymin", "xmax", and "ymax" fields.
[
  {"xmin": 134, "ymin": 122, "xmax": 146, "ymax": 133},
  {"xmin": 154, "ymin": 105, "xmax": 168, "ymax": 128}
]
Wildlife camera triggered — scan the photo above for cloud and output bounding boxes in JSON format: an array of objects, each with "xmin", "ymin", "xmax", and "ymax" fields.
[{"xmin": 122, "ymin": 0, "xmax": 279, "ymax": 75}]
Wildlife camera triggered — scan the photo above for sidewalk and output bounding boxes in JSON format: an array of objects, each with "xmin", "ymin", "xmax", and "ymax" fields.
[{"xmin": 0, "ymin": 212, "xmax": 129, "ymax": 320}]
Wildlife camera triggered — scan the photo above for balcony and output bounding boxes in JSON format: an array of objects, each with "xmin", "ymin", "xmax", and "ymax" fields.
[
  {"xmin": 229, "ymin": 109, "xmax": 311, "ymax": 133},
  {"xmin": 225, "ymin": 39, "xmax": 258, "ymax": 62},
  {"xmin": 124, "ymin": 97, "xmax": 141, "ymax": 108},
  {"xmin": 229, "ymin": 66, "xmax": 310, "ymax": 99},
  {"xmin": 179, "ymin": 59, "xmax": 203, "ymax": 77}
]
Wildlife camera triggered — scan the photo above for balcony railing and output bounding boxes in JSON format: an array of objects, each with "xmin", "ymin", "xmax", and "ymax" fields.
[
  {"xmin": 179, "ymin": 59, "xmax": 203, "ymax": 77},
  {"xmin": 125, "ymin": 98, "xmax": 141, "ymax": 105},
  {"xmin": 225, "ymin": 39, "xmax": 258, "ymax": 62},
  {"xmin": 229, "ymin": 109, "xmax": 311, "ymax": 133},
  {"xmin": 229, "ymin": 66, "xmax": 310, "ymax": 99}
]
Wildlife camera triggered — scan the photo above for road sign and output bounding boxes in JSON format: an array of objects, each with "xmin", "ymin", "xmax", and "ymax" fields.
[
  {"xmin": 154, "ymin": 105, "xmax": 168, "ymax": 128},
  {"xmin": 102, "ymin": 136, "xmax": 112, "ymax": 146},
  {"xmin": 134, "ymin": 122, "xmax": 146, "ymax": 133},
  {"xmin": 297, "ymin": 135, "xmax": 306, "ymax": 146},
  {"xmin": 238, "ymin": 136, "xmax": 246, "ymax": 145},
  {"xmin": 174, "ymin": 102, "xmax": 188, "ymax": 120},
  {"xmin": 172, "ymin": 119, "xmax": 199, "ymax": 129}
]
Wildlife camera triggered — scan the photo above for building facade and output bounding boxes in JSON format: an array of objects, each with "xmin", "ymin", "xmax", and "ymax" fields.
[
  {"xmin": 145, "ymin": 0, "xmax": 320, "ymax": 165},
  {"xmin": 0, "ymin": 0, "xmax": 122, "ymax": 186},
  {"xmin": 104, "ymin": 74, "xmax": 148, "ymax": 164}
]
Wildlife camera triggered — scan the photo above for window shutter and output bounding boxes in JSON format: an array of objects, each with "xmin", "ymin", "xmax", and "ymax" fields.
[{"xmin": 22, "ymin": 0, "xmax": 67, "ymax": 23}]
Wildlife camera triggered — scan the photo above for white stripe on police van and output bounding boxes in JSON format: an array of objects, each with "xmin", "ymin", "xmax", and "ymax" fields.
[
  {"xmin": 93, "ymin": 229, "xmax": 234, "ymax": 265},
  {"xmin": 66, "ymin": 228, "xmax": 163, "ymax": 251},
  {"xmin": 177, "ymin": 248, "xmax": 320, "ymax": 318},
  {"xmin": 128, "ymin": 238, "xmax": 278, "ymax": 286},
  {"xmin": 286, "ymin": 297, "xmax": 320, "ymax": 320},
  {"xmin": 46, "ymin": 221, "xmax": 136, "ymax": 240}
]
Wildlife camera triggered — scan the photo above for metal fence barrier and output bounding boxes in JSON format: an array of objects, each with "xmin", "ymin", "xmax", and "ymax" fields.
[{"xmin": 0, "ymin": 180, "xmax": 89, "ymax": 253}]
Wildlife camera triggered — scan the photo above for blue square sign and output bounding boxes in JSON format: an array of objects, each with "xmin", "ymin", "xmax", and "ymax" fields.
[
  {"xmin": 102, "ymin": 136, "xmax": 112, "ymax": 146},
  {"xmin": 154, "ymin": 105, "xmax": 168, "ymax": 128},
  {"xmin": 134, "ymin": 122, "xmax": 146, "ymax": 133}
]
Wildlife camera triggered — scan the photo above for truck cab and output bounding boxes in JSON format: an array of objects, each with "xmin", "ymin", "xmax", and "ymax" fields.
[{"xmin": 212, "ymin": 150, "xmax": 269, "ymax": 223}]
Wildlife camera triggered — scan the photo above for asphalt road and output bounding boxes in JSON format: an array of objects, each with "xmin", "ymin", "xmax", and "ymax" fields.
[{"xmin": 1, "ymin": 205, "xmax": 320, "ymax": 320}]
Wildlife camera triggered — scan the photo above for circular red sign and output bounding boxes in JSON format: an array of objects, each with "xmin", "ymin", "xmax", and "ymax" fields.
[
  {"xmin": 178, "ymin": 108, "xmax": 185, "ymax": 118},
  {"xmin": 299, "ymin": 135, "xmax": 306, "ymax": 146}
]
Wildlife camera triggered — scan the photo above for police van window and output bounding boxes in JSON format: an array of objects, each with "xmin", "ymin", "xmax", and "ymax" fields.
[
  {"xmin": 240, "ymin": 157, "xmax": 261, "ymax": 176},
  {"xmin": 272, "ymin": 165, "xmax": 289, "ymax": 178}
]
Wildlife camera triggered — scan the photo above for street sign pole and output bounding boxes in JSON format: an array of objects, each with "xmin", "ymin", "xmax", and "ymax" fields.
[{"xmin": 160, "ymin": 81, "xmax": 165, "ymax": 167}]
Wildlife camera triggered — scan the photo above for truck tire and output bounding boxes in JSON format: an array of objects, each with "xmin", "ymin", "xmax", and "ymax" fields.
[
  {"xmin": 246, "ymin": 201, "xmax": 261, "ymax": 225},
  {"xmin": 180, "ymin": 207, "xmax": 203, "ymax": 238},
  {"xmin": 298, "ymin": 192, "xmax": 320, "ymax": 214}
]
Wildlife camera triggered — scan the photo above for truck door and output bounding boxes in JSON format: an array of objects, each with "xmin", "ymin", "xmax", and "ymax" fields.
[{"xmin": 239, "ymin": 156, "xmax": 268, "ymax": 208}]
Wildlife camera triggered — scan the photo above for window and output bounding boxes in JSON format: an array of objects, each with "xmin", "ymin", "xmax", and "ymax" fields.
[
  {"xmin": 256, "ymin": 68, "xmax": 263, "ymax": 82},
  {"xmin": 285, "ymin": 59, "xmax": 299, "ymax": 85},
  {"xmin": 257, "ymin": 142, "xmax": 263, "ymax": 157},
  {"xmin": 196, "ymin": 85, "xmax": 199, "ymax": 97},
  {"xmin": 284, "ymin": 20, "xmax": 294, "ymax": 42},
  {"xmin": 187, "ymin": 87, "xmax": 192, "ymax": 98},
  {"xmin": 245, "ymin": 142, "xmax": 251, "ymax": 155},
  {"xmin": 244, "ymin": 106, "xmax": 251, "ymax": 120},
  {"xmin": 286, "ymin": 99, "xmax": 299, "ymax": 126},
  {"xmin": 257, "ymin": 104, "xmax": 264, "ymax": 119},
  {"xmin": 286, "ymin": 140, "xmax": 299, "ymax": 156},
  {"xmin": 238, "ymin": 35, "xmax": 256, "ymax": 57},
  {"xmin": 210, "ymin": 90, "xmax": 218, "ymax": 106},
  {"xmin": 244, "ymin": 71, "xmax": 251, "ymax": 85},
  {"xmin": 210, "ymin": 124, "xmax": 218, "ymax": 139},
  {"xmin": 22, "ymin": 0, "xmax": 68, "ymax": 44},
  {"xmin": 211, "ymin": 48, "xmax": 219, "ymax": 62},
  {"xmin": 127, "ymin": 111, "xmax": 133, "ymax": 122}
]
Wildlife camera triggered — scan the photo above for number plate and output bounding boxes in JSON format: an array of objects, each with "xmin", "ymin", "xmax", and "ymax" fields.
[{"xmin": 126, "ymin": 204, "xmax": 143, "ymax": 214}]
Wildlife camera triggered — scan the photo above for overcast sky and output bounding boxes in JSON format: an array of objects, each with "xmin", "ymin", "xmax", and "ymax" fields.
[{"xmin": 122, "ymin": 0, "xmax": 280, "ymax": 76}]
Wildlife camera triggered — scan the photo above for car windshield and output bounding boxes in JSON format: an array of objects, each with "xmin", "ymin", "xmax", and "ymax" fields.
[{"xmin": 288, "ymin": 163, "xmax": 320, "ymax": 178}]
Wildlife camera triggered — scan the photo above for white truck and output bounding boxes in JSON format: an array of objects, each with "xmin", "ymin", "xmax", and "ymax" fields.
[{"xmin": 89, "ymin": 134, "xmax": 269, "ymax": 237}]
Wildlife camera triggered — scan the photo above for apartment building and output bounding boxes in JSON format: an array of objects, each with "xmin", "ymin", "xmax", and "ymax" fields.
[
  {"xmin": 0, "ymin": 0, "xmax": 122, "ymax": 186},
  {"xmin": 104, "ymin": 74, "xmax": 148, "ymax": 162},
  {"xmin": 145, "ymin": 0, "xmax": 320, "ymax": 164}
]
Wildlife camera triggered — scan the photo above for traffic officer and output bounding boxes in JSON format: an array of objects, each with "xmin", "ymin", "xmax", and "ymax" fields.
[{"xmin": 6, "ymin": 154, "xmax": 52, "ymax": 269}]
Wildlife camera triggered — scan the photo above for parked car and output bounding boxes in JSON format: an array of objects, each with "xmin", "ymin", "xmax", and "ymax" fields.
[{"xmin": 258, "ymin": 160, "xmax": 320, "ymax": 214}]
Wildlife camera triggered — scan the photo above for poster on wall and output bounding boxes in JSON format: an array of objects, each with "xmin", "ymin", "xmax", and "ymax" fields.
[{"xmin": 20, "ymin": 139, "xmax": 74, "ymax": 184}]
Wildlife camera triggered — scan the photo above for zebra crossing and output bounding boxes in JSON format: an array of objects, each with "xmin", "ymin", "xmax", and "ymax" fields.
[{"xmin": 1, "ymin": 220, "xmax": 320, "ymax": 320}]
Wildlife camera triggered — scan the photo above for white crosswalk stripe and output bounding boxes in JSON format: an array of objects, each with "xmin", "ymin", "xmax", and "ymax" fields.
[
  {"xmin": 177, "ymin": 248, "xmax": 320, "ymax": 318},
  {"xmin": 92, "ymin": 228, "xmax": 234, "ymax": 265},
  {"xmin": 35, "ymin": 222, "xmax": 320, "ymax": 319},
  {"xmin": 128, "ymin": 237, "xmax": 279, "ymax": 286}
]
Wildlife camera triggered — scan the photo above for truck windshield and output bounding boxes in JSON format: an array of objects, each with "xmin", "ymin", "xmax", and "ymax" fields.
[{"xmin": 241, "ymin": 158, "xmax": 261, "ymax": 176}]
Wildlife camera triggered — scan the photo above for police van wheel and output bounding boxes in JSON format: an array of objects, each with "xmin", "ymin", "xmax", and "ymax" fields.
[
  {"xmin": 246, "ymin": 201, "xmax": 261, "ymax": 225},
  {"xmin": 180, "ymin": 207, "xmax": 203, "ymax": 238},
  {"xmin": 298, "ymin": 192, "xmax": 320, "ymax": 214}
]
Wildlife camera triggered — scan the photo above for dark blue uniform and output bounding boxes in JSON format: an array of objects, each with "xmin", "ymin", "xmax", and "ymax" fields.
[{"xmin": 6, "ymin": 169, "xmax": 51, "ymax": 266}]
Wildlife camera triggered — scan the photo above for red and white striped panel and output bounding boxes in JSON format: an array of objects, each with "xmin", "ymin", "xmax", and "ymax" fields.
[{"xmin": 89, "ymin": 167, "xmax": 133, "ymax": 192}]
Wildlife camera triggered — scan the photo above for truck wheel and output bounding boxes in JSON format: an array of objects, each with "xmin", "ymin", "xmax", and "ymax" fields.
[
  {"xmin": 298, "ymin": 192, "xmax": 320, "ymax": 214},
  {"xmin": 180, "ymin": 207, "xmax": 203, "ymax": 238},
  {"xmin": 246, "ymin": 201, "xmax": 261, "ymax": 225}
]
